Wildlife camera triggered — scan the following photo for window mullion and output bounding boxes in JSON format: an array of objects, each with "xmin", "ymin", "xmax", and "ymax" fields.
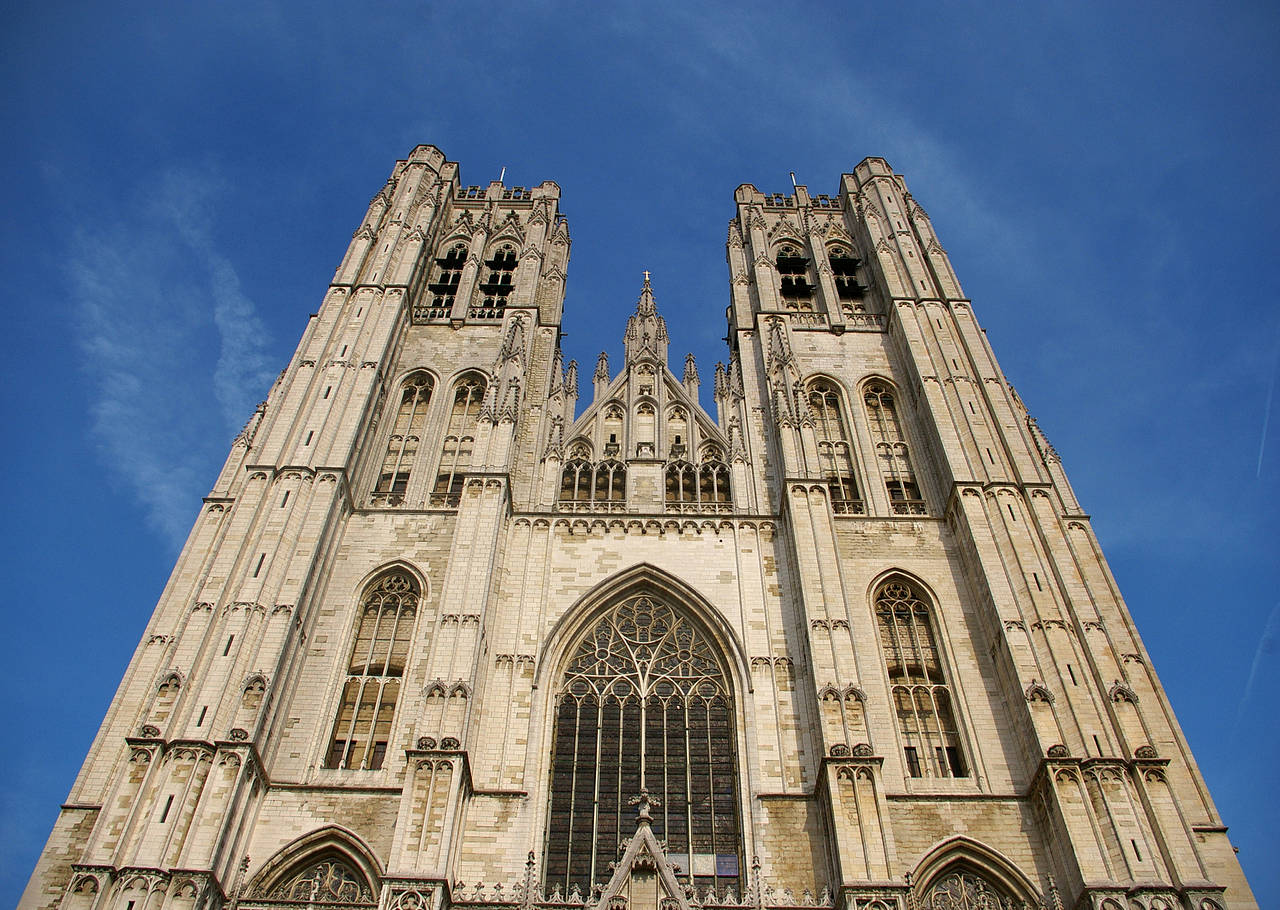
[
  {"xmin": 589, "ymin": 698, "xmax": 604, "ymax": 888},
  {"xmin": 343, "ymin": 677, "xmax": 369, "ymax": 769},
  {"xmin": 704, "ymin": 698, "xmax": 716, "ymax": 872},
  {"xmin": 564, "ymin": 699, "xmax": 582, "ymax": 890},
  {"xmin": 909, "ymin": 685, "xmax": 928, "ymax": 775},
  {"xmin": 684, "ymin": 696, "xmax": 694, "ymax": 874}
]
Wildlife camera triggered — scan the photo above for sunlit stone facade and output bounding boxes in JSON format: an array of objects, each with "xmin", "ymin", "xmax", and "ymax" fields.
[{"xmin": 23, "ymin": 146, "xmax": 1257, "ymax": 910}]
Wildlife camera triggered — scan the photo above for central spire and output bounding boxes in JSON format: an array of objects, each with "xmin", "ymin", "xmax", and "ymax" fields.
[
  {"xmin": 625, "ymin": 271, "xmax": 667, "ymax": 365},
  {"xmin": 636, "ymin": 268, "xmax": 657, "ymax": 317}
]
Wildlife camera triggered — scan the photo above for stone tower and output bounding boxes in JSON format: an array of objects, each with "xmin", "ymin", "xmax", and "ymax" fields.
[{"xmin": 22, "ymin": 147, "xmax": 1256, "ymax": 910}]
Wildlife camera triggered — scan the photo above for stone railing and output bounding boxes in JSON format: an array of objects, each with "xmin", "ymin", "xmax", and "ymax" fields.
[
  {"xmin": 447, "ymin": 881, "xmax": 836, "ymax": 910},
  {"xmin": 412, "ymin": 305, "xmax": 451, "ymax": 324},
  {"xmin": 890, "ymin": 499, "xmax": 928, "ymax": 516},
  {"xmin": 467, "ymin": 305, "xmax": 505, "ymax": 322},
  {"xmin": 556, "ymin": 500, "xmax": 628, "ymax": 513},
  {"xmin": 664, "ymin": 501, "xmax": 733, "ymax": 514},
  {"xmin": 790, "ymin": 312, "xmax": 828, "ymax": 328},
  {"xmin": 844, "ymin": 313, "xmax": 885, "ymax": 330}
]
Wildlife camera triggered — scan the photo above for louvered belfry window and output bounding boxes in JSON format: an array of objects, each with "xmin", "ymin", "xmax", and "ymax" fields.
[{"xmin": 545, "ymin": 594, "xmax": 742, "ymax": 897}]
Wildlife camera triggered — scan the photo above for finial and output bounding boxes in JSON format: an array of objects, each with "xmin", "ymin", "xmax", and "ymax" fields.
[
  {"xmin": 628, "ymin": 788, "xmax": 660, "ymax": 826},
  {"xmin": 565, "ymin": 360, "xmax": 579, "ymax": 397},
  {"xmin": 636, "ymin": 272, "xmax": 657, "ymax": 317},
  {"xmin": 683, "ymin": 353, "xmax": 699, "ymax": 386}
]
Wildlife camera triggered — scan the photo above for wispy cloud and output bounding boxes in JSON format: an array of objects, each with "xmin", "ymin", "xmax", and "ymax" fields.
[
  {"xmin": 153, "ymin": 168, "xmax": 277, "ymax": 429},
  {"xmin": 68, "ymin": 166, "xmax": 274, "ymax": 543},
  {"xmin": 1257, "ymin": 323, "xmax": 1280, "ymax": 478},
  {"xmin": 1233, "ymin": 601, "xmax": 1280, "ymax": 739}
]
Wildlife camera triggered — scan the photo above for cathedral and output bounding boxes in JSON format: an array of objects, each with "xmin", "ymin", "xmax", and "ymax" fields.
[{"xmin": 22, "ymin": 146, "xmax": 1257, "ymax": 910}]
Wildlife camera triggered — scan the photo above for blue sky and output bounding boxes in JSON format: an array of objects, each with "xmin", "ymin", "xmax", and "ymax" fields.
[{"xmin": 3, "ymin": 1, "xmax": 1277, "ymax": 904}]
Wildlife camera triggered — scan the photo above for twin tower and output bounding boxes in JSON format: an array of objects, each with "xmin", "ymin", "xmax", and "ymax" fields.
[{"xmin": 24, "ymin": 146, "xmax": 1255, "ymax": 910}]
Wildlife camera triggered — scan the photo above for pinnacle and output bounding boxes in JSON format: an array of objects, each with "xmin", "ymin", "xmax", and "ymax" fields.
[{"xmin": 636, "ymin": 270, "xmax": 657, "ymax": 317}]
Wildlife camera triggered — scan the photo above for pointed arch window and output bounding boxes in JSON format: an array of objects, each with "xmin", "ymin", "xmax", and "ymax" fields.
[
  {"xmin": 775, "ymin": 244, "xmax": 813, "ymax": 307},
  {"xmin": 602, "ymin": 405, "xmax": 624, "ymax": 457},
  {"xmin": 664, "ymin": 457, "xmax": 730, "ymax": 512},
  {"xmin": 325, "ymin": 571, "xmax": 419, "ymax": 771},
  {"xmin": 561, "ymin": 458, "xmax": 592, "ymax": 503},
  {"xmin": 475, "ymin": 243, "xmax": 517, "ymax": 319},
  {"xmin": 808, "ymin": 380, "xmax": 863, "ymax": 513},
  {"xmin": 593, "ymin": 460, "xmax": 626, "ymax": 504},
  {"xmin": 698, "ymin": 461, "xmax": 731, "ymax": 506},
  {"xmin": 875, "ymin": 579, "xmax": 966, "ymax": 779},
  {"xmin": 546, "ymin": 594, "xmax": 742, "ymax": 897},
  {"xmin": 372, "ymin": 372, "xmax": 433, "ymax": 506},
  {"xmin": 432, "ymin": 375, "xmax": 486, "ymax": 507},
  {"xmin": 864, "ymin": 382, "xmax": 924, "ymax": 515},
  {"xmin": 426, "ymin": 243, "xmax": 467, "ymax": 317},
  {"xmin": 828, "ymin": 245, "xmax": 866, "ymax": 302},
  {"xmin": 665, "ymin": 461, "xmax": 696, "ymax": 505},
  {"xmin": 559, "ymin": 459, "xmax": 626, "ymax": 511},
  {"xmin": 667, "ymin": 407, "xmax": 689, "ymax": 459}
]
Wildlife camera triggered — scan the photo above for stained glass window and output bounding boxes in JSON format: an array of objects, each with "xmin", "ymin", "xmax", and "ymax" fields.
[{"xmin": 545, "ymin": 594, "xmax": 741, "ymax": 898}]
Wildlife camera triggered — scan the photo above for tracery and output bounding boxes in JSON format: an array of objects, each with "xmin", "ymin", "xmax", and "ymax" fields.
[{"xmin": 545, "ymin": 593, "xmax": 742, "ymax": 898}]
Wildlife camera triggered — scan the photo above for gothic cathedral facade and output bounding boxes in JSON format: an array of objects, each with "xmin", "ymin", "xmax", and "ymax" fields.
[{"xmin": 23, "ymin": 146, "xmax": 1256, "ymax": 910}]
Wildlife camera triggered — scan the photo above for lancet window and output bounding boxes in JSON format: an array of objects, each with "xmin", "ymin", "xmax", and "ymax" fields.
[
  {"xmin": 808, "ymin": 380, "xmax": 862, "ymax": 513},
  {"xmin": 667, "ymin": 407, "xmax": 689, "ymax": 459},
  {"xmin": 665, "ymin": 459, "xmax": 731, "ymax": 512},
  {"xmin": 559, "ymin": 458, "xmax": 626, "ymax": 511},
  {"xmin": 432, "ymin": 374, "xmax": 485, "ymax": 507},
  {"xmin": 475, "ymin": 243, "xmax": 517, "ymax": 319},
  {"xmin": 828, "ymin": 245, "xmax": 865, "ymax": 302},
  {"xmin": 372, "ymin": 372, "xmax": 433, "ymax": 506},
  {"xmin": 602, "ymin": 406, "xmax": 623, "ymax": 457},
  {"xmin": 875, "ymin": 579, "xmax": 966, "ymax": 779},
  {"xmin": 545, "ymin": 594, "xmax": 742, "ymax": 898},
  {"xmin": 864, "ymin": 382, "xmax": 924, "ymax": 515},
  {"xmin": 426, "ymin": 243, "xmax": 467, "ymax": 315},
  {"xmin": 325, "ymin": 571, "xmax": 419, "ymax": 771},
  {"xmin": 775, "ymin": 243, "xmax": 814, "ymax": 307}
]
